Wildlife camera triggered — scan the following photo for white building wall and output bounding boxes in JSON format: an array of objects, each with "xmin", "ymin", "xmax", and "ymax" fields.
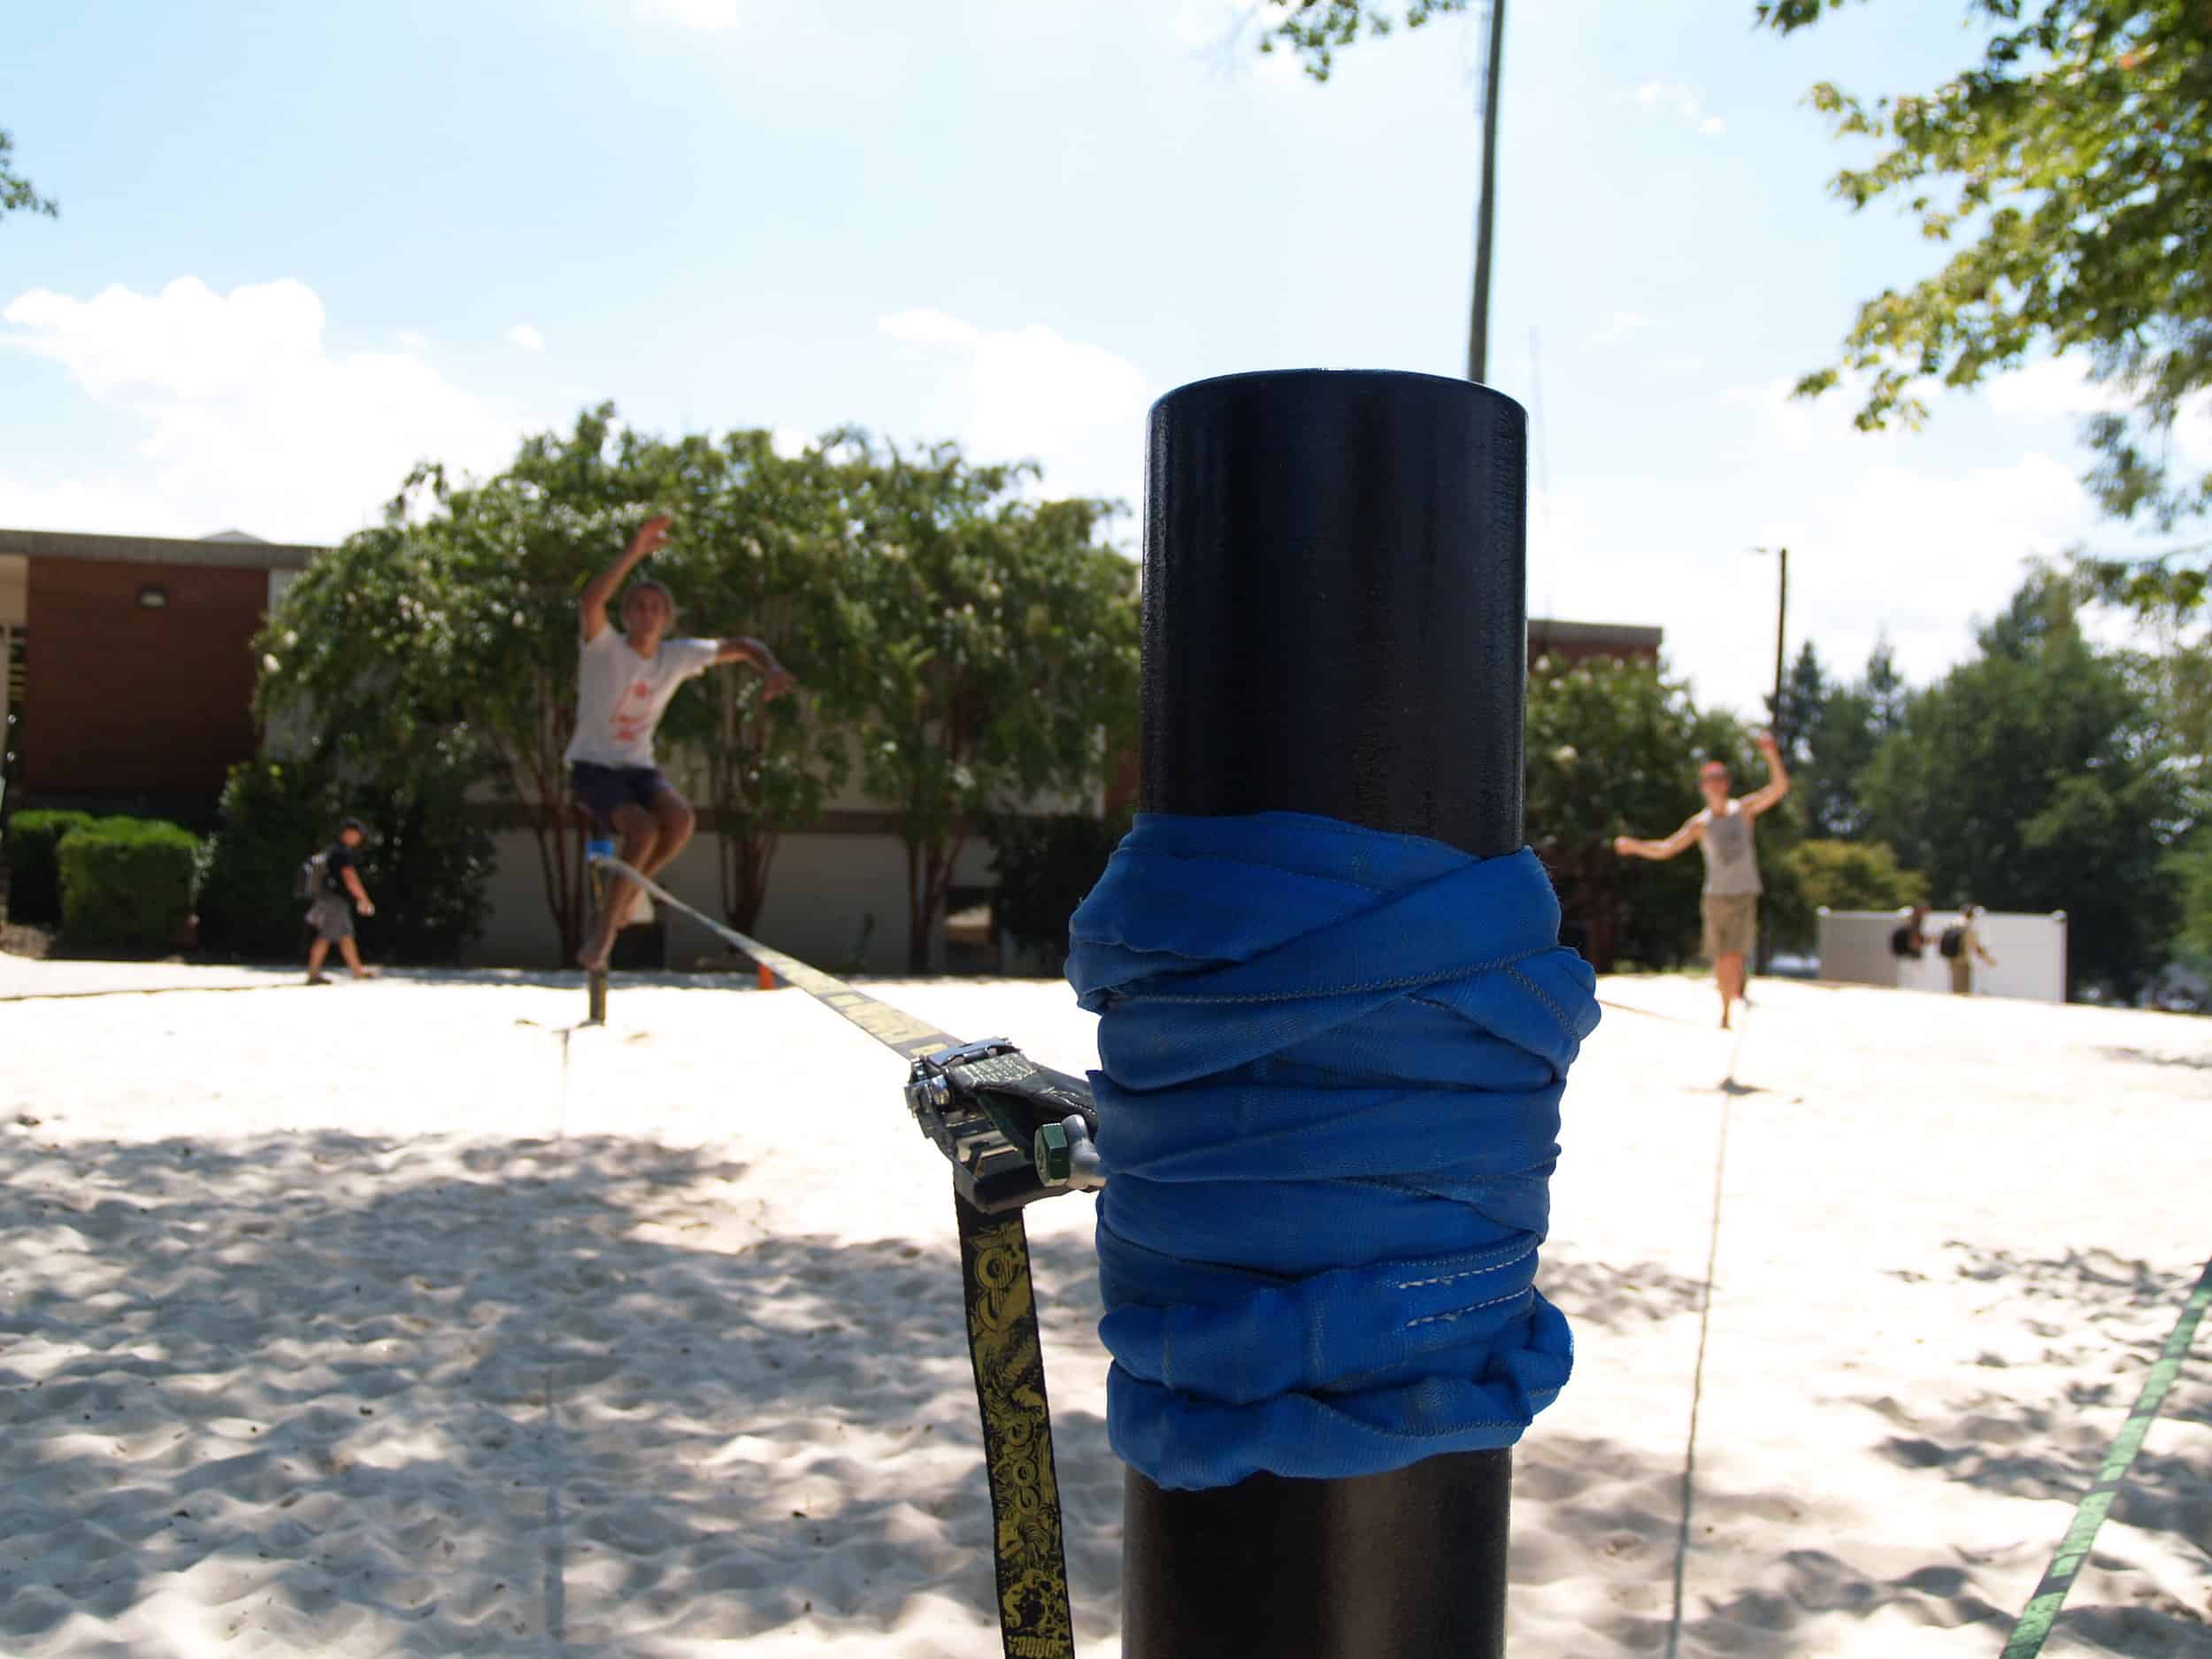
[
  {"xmin": 1816, "ymin": 909, "xmax": 2069, "ymax": 1004},
  {"xmin": 465, "ymin": 826, "xmax": 1002, "ymax": 974}
]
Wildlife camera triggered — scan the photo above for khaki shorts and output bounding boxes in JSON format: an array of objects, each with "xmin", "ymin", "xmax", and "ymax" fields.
[{"xmin": 1701, "ymin": 892, "xmax": 1758, "ymax": 962}]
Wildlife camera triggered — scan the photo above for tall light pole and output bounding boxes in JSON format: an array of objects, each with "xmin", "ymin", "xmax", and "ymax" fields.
[
  {"xmin": 1750, "ymin": 546, "xmax": 1789, "ymax": 741},
  {"xmin": 1467, "ymin": 0, "xmax": 1507, "ymax": 382}
]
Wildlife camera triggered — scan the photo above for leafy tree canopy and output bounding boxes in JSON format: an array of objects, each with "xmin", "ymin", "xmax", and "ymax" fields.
[
  {"xmin": 1758, "ymin": 0, "xmax": 2212, "ymax": 609},
  {"xmin": 1858, "ymin": 572, "xmax": 2191, "ymax": 996},
  {"xmin": 817, "ymin": 435, "xmax": 1140, "ymax": 971},
  {"xmin": 1783, "ymin": 837, "xmax": 1928, "ymax": 915},
  {"xmin": 1256, "ymin": 1, "xmax": 1473, "ymax": 80},
  {"xmin": 1777, "ymin": 637, "xmax": 1908, "ymax": 840},
  {"xmin": 1525, "ymin": 651, "xmax": 1748, "ymax": 969},
  {"xmin": 1, "ymin": 128, "xmax": 58, "ymax": 222},
  {"xmin": 261, "ymin": 410, "xmax": 1141, "ymax": 969}
]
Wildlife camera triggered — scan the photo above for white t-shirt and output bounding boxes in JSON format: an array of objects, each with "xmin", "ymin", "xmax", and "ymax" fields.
[{"xmin": 563, "ymin": 626, "xmax": 719, "ymax": 769}]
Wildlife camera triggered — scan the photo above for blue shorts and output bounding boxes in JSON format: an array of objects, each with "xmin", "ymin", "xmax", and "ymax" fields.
[{"xmin": 571, "ymin": 762, "xmax": 672, "ymax": 830}]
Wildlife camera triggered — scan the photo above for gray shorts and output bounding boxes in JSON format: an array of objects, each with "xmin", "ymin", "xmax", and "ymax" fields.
[{"xmin": 306, "ymin": 894, "xmax": 355, "ymax": 942}]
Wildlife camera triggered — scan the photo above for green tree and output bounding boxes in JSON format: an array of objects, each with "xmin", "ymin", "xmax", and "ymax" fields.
[
  {"xmin": 1859, "ymin": 574, "xmax": 2190, "ymax": 997},
  {"xmin": 1756, "ymin": 0, "xmax": 2212, "ymax": 610},
  {"xmin": 1784, "ymin": 838, "xmax": 1928, "ymax": 915},
  {"xmin": 642, "ymin": 431, "xmax": 853, "ymax": 933},
  {"xmin": 1, "ymin": 129, "xmax": 58, "ymax": 222},
  {"xmin": 1525, "ymin": 653, "xmax": 1747, "ymax": 970},
  {"xmin": 1775, "ymin": 641, "xmax": 1830, "ymax": 774},
  {"xmin": 2170, "ymin": 827, "xmax": 2212, "ymax": 963},
  {"xmin": 197, "ymin": 748, "xmax": 493, "ymax": 964},
  {"xmin": 1787, "ymin": 637, "xmax": 1906, "ymax": 840},
  {"xmin": 822, "ymin": 438, "xmax": 1140, "ymax": 972},
  {"xmin": 1862, "ymin": 635, "xmax": 1908, "ymax": 737}
]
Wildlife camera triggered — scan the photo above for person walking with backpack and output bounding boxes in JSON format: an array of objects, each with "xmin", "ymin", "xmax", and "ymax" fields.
[
  {"xmin": 303, "ymin": 817, "xmax": 380, "ymax": 984},
  {"xmin": 1941, "ymin": 904, "xmax": 1997, "ymax": 996}
]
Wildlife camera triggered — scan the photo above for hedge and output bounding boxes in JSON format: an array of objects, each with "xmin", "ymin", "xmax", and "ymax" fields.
[
  {"xmin": 196, "ymin": 760, "xmax": 340, "ymax": 960},
  {"xmin": 985, "ymin": 810, "xmax": 1129, "ymax": 972},
  {"xmin": 57, "ymin": 818, "xmax": 202, "ymax": 954},
  {"xmin": 197, "ymin": 753, "xmax": 494, "ymax": 964},
  {"xmin": 2, "ymin": 809, "xmax": 98, "ymax": 926}
]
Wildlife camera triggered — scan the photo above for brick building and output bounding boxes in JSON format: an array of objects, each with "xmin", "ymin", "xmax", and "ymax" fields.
[
  {"xmin": 0, "ymin": 528, "xmax": 318, "ymax": 824},
  {"xmin": 1527, "ymin": 617, "xmax": 1662, "ymax": 666}
]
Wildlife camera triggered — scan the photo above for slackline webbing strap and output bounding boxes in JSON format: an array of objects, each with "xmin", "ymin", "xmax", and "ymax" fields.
[
  {"xmin": 1999, "ymin": 1248, "xmax": 2212, "ymax": 1659},
  {"xmin": 588, "ymin": 852, "xmax": 1078, "ymax": 1659}
]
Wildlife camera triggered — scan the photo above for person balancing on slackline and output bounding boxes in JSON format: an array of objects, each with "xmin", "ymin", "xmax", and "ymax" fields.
[
  {"xmin": 567, "ymin": 513, "xmax": 797, "ymax": 972},
  {"xmin": 1611, "ymin": 731, "xmax": 1790, "ymax": 1031}
]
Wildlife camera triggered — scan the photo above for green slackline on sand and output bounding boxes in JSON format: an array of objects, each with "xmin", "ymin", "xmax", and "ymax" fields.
[{"xmin": 1999, "ymin": 1248, "xmax": 2212, "ymax": 1659}]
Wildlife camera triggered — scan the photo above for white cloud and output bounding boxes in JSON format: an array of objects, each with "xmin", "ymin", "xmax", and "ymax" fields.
[
  {"xmin": 1529, "ymin": 383, "xmax": 2097, "ymax": 719},
  {"xmin": 1633, "ymin": 80, "xmax": 1694, "ymax": 113},
  {"xmin": 876, "ymin": 308, "xmax": 1154, "ymax": 512},
  {"xmin": 634, "ymin": 0, "xmax": 741, "ymax": 29},
  {"xmin": 507, "ymin": 322, "xmax": 546, "ymax": 352},
  {"xmin": 398, "ymin": 328, "xmax": 432, "ymax": 351},
  {"xmin": 2, "ymin": 276, "xmax": 533, "ymax": 543},
  {"xmin": 1724, "ymin": 373, "xmax": 1905, "ymax": 457},
  {"xmin": 1633, "ymin": 80, "xmax": 1725, "ymax": 137},
  {"xmin": 1981, "ymin": 357, "xmax": 2212, "ymax": 473},
  {"xmin": 770, "ymin": 426, "xmax": 812, "ymax": 459},
  {"xmin": 1982, "ymin": 355, "xmax": 2124, "ymax": 421}
]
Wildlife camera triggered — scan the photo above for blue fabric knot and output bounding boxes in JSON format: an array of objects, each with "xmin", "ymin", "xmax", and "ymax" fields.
[{"xmin": 1065, "ymin": 810, "xmax": 1600, "ymax": 1491}]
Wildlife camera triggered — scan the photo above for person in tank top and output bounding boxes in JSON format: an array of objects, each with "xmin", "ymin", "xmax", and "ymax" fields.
[{"xmin": 1612, "ymin": 731, "xmax": 1790, "ymax": 1030}]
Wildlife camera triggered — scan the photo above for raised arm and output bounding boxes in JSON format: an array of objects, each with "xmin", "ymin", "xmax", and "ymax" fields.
[
  {"xmin": 1740, "ymin": 730, "xmax": 1792, "ymax": 817},
  {"xmin": 578, "ymin": 515, "xmax": 672, "ymax": 641},
  {"xmin": 1614, "ymin": 815, "xmax": 1704, "ymax": 862},
  {"xmin": 714, "ymin": 634, "xmax": 798, "ymax": 699}
]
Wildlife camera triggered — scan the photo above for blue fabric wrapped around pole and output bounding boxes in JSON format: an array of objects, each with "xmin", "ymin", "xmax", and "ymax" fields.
[{"xmin": 1066, "ymin": 810, "xmax": 1600, "ymax": 1492}]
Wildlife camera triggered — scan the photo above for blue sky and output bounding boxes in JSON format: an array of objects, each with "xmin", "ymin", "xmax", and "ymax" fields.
[{"xmin": 4, "ymin": 0, "xmax": 2180, "ymax": 718}]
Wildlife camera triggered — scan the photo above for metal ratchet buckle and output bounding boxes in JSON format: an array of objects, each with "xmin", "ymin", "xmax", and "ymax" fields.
[{"xmin": 904, "ymin": 1038, "xmax": 1106, "ymax": 1214}]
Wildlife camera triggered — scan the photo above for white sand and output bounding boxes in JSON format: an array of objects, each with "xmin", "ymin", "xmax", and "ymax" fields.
[{"xmin": 1, "ymin": 962, "xmax": 2206, "ymax": 1657}]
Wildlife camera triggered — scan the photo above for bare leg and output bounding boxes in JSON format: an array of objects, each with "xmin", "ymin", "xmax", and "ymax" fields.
[
  {"xmin": 307, "ymin": 936, "xmax": 332, "ymax": 983},
  {"xmin": 1717, "ymin": 951, "xmax": 1746, "ymax": 1029},
  {"xmin": 339, "ymin": 937, "xmax": 379, "ymax": 979},
  {"xmin": 580, "ymin": 803, "xmax": 660, "ymax": 971},
  {"xmin": 641, "ymin": 787, "xmax": 696, "ymax": 878}
]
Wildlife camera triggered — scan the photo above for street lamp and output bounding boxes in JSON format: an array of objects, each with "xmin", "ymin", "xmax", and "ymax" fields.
[{"xmin": 1750, "ymin": 546, "xmax": 1788, "ymax": 742}]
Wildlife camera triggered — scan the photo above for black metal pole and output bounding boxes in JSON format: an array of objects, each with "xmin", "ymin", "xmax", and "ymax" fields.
[
  {"xmin": 1468, "ymin": 0, "xmax": 1508, "ymax": 383},
  {"xmin": 586, "ymin": 851, "xmax": 609, "ymax": 1025},
  {"xmin": 1772, "ymin": 546, "xmax": 1789, "ymax": 746},
  {"xmin": 1126, "ymin": 368, "xmax": 1528, "ymax": 1659}
]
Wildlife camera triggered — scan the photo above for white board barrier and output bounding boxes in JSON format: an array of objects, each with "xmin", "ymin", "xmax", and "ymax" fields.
[{"xmin": 1815, "ymin": 909, "xmax": 2068, "ymax": 1004}]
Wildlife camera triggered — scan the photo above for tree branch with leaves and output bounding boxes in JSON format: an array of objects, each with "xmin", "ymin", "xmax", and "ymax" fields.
[
  {"xmin": 1, "ymin": 128, "xmax": 58, "ymax": 223},
  {"xmin": 1758, "ymin": 0, "xmax": 2212, "ymax": 611}
]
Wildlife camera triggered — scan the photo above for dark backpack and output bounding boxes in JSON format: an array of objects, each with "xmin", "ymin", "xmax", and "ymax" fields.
[
  {"xmin": 1889, "ymin": 925, "xmax": 1917, "ymax": 957},
  {"xmin": 294, "ymin": 850, "xmax": 327, "ymax": 900},
  {"xmin": 1938, "ymin": 924, "xmax": 1965, "ymax": 960}
]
